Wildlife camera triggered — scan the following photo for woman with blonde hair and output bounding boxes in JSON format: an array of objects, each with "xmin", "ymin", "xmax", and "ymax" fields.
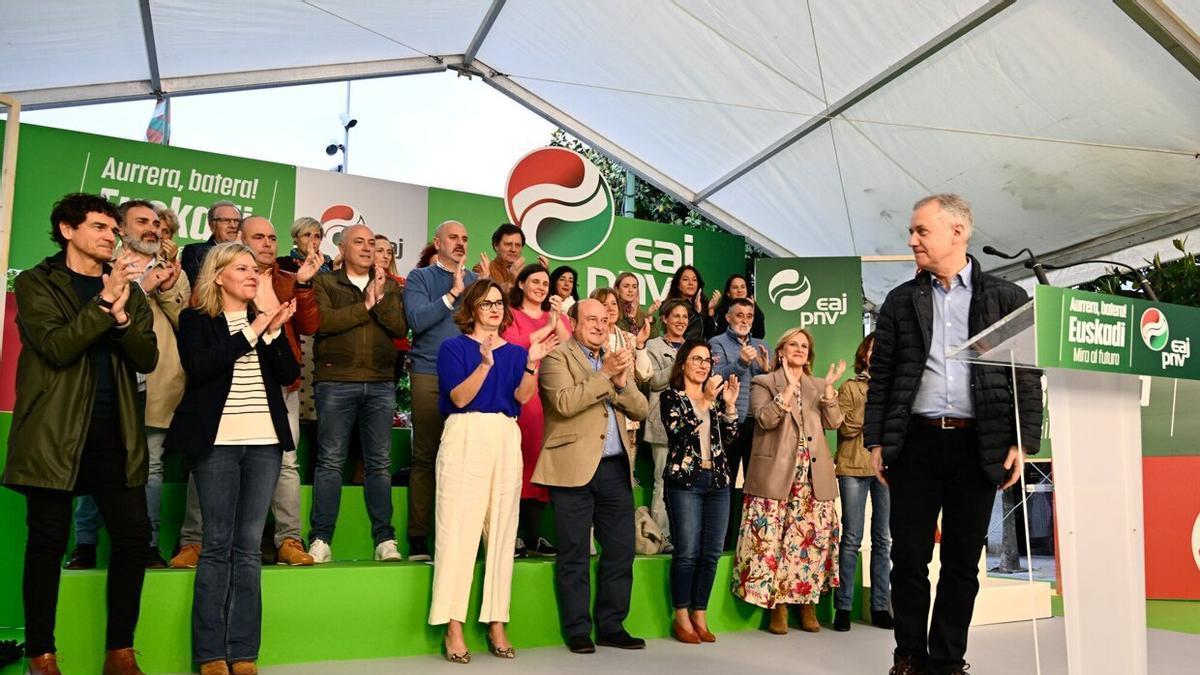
[
  {"xmin": 277, "ymin": 216, "xmax": 333, "ymax": 275},
  {"xmin": 167, "ymin": 242, "xmax": 300, "ymax": 675},
  {"xmin": 732, "ymin": 326, "xmax": 846, "ymax": 635}
]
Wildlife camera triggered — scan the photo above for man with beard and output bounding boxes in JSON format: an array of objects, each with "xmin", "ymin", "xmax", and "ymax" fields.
[
  {"xmin": 65, "ymin": 199, "xmax": 188, "ymax": 570},
  {"xmin": 181, "ymin": 200, "xmax": 242, "ymax": 285},
  {"xmin": 402, "ymin": 220, "xmax": 478, "ymax": 561},
  {"xmin": 169, "ymin": 216, "xmax": 322, "ymax": 568},
  {"xmin": 708, "ymin": 298, "xmax": 770, "ymax": 487}
]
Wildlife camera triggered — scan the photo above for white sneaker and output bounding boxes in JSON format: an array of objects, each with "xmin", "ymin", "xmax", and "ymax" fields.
[
  {"xmin": 374, "ymin": 539, "xmax": 403, "ymax": 562},
  {"xmin": 309, "ymin": 539, "xmax": 332, "ymax": 564}
]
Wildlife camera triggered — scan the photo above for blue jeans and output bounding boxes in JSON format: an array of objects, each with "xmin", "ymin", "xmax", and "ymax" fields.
[
  {"xmin": 310, "ymin": 381, "xmax": 396, "ymax": 546},
  {"xmin": 836, "ymin": 475, "xmax": 892, "ymax": 611},
  {"xmin": 665, "ymin": 470, "xmax": 729, "ymax": 610},
  {"xmin": 191, "ymin": 444, "xmax": 281, "ymax": 663},
  {"xmin": 74, "ymin": 428, "xmax": 167, "ymax": 547}
]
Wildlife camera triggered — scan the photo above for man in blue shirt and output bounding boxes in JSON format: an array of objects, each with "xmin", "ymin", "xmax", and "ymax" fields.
[
  {"xmin": 402, "ymin": 220, "xmax": 478, "ymax": 560},
  {"xmin": 708, "ymin": 297, "xmax": 770, "ymax": 485},
  {"xmin": 865, "ymin": 194, "xmax": 1042, "ymax": 675}
]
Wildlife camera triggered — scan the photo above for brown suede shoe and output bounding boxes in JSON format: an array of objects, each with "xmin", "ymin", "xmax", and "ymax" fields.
[
  {"xmin": 768, "ymin": 604, "xmax": 789, "ymax": 634},
  {"xmin": 199, "ymin": 660, "xmax": 230, "ymax": 675},
  {"xmin": 799, "ymin": 603, "xmax": 820, "ymax": 632},
  {"xmin": 101, "ymin": 647, "xmax": 145, "ymax": 675},
  {"xmin": 170, "ymin": 543, "xmax": 202, "ymax": 568},
  {"xmin": 276, "ymin": 538, "xmax": 314, "ymax": 566},
  {"xmin": 889, "ymin": 654, "xmax": 928, "ymax": 675},
  {"xmin": 230, "ymin": 661, "xmax": 258, "ymax": 674},
  {"xmin": 27, "ymin": 652, "xmax": 61, "ymax": 675}
]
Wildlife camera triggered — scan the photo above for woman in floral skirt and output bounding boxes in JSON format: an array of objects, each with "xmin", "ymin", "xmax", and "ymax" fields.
[{"xmin": 732, "ymin": 326, "xmax": 846, "ymax": 634}]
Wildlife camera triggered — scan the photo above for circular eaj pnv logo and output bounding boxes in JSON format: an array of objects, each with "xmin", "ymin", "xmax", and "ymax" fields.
[
  {"xmin": 1140, "ymin": 308, "xmax": 1170, "ymax": 351},
  {"xmin": 504, "ymin": 147, "xmax": 614, "ymax": 261},
  {"xmin": 767, "ymin": 269, "xmax": 812, "ymax": 312}
]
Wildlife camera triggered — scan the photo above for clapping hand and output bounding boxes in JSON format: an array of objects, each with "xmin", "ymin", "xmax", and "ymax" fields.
[
  {"xmin": 703, "ymin": 374, "xmax": 724, "ymax": 404},
  {"xmin": 268, "ymin": 299, "xmax": 297, "ymax": 333},
  {"xmin": 478, "ymin": 252, "xmax": 492, "ymax": 279},
  {"xmin": 479, "ymin": 334, "xmax": 496, "ymax": 368},
  {"xmin": 825, "ymin": 359, "xmax": 847, "ymax": 383},
  {"xmin": 722, "ymin": 374, "xmax": 740, "ymax": 410},
  {"xmin": 537, "ymin": 254, "xmax": 550, "ymax": 270},
  {"xmin": 738, "ymin": 343, "xmax": 757, "ymax": 366},
  {"xmin": 297, "ymin": 249, "xmax": 323, "ymax": 283},
  {"xmin": 708, "ymin": 289, "xmax": 722, "ymax": 313},
  {"xmin": 527, "ymin": 334, "xmax": 559, "ymax": 364},
  {"xmin": 250, "ymin": 303, "xmax": 283, "ymax": 336},
  {"xmin": 755, "ymin": 344, "xmax": 771, "ymax": 372},
  {"xmin": 636, "ymin": 316, "xmax": 652, "ymax": 349},
  {"xmin": 548, "ymin": 294, "xmax": 563, "ymax": 315},
  {"xmin": 602, "ymin": 347, "xmax": 634, "ymax": 389}
]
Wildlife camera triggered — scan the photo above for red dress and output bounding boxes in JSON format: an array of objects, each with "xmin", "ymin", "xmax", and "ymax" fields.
[{"xmin": 502, "ymin": 308, "xmax": 571, "ymax": 502}]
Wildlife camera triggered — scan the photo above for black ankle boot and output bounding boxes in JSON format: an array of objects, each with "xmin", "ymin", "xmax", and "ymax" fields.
[{"xmin": 833, "ymin": 609, "xmax": 851, "ymax": 631}]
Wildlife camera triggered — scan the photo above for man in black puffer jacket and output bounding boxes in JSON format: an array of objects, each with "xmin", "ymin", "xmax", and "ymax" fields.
[{"xmin": 864, "ymin": 194, "xmax": 1042, "ymax": 675}]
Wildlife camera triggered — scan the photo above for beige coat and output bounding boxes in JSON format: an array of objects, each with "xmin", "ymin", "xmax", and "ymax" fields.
[
  {"xmin": 144, "ymin": 273, "xmax": 190, "ymax": 429},
  {"xmin": 532, "ymin": 340, "xmax": 649, "ymax": 488},
  {"xmin": 743, "ymin": 369, "xmax": 843, "ymax": 502}
]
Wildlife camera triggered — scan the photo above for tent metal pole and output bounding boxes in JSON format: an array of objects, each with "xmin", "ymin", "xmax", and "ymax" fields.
[
  {"xmin": 1115, "ymin": 0, "xmax": 1200, "ymax": 82},
  {"xmin": 138, "ymin": 0, "xmax": 163, "ymax": 94},
  {"xmin": 464, "ymin": 0, "xmax": 507, "ymax": 66},
  {"xmin": 694, "ymin": 0, "xmax": 1014, "ymax": 203},
  {"xmin": 0, "ymin": 93, "xmax": 21, "ymax": 365},
  {"xmin": 7, "ymin": 55, "xmax": 460, "ymax": 110},
  {"xmin": 476, "ymin": 61, "xmax": 793, "ymax": 258}
]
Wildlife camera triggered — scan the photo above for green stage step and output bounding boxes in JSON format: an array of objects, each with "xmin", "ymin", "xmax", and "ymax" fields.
[{"xmin": 0, "ymin": 554, "xmax": 847, "ymax": 675}]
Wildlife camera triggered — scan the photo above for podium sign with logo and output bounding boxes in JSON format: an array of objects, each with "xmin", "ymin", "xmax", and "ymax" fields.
[{"xmin": 949, "ymin": 285, "xmax": 1200, "ymax": 675}]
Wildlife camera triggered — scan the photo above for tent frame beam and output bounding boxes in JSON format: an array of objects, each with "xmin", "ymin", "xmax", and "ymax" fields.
[
  {"xmin": 137, "ymin": 0, "xmax": 163, "ymax": 95},
  {"xmin": 694, "ymin": 0, "xmax": 1014, "ymax": 203},
  {"xmin": 475, "ymin": 60, "xmax": 791, "ymax": 257},
  {"xmin": 988, "ymin": 205, "xmax": 1200, "ymax": 282},
  {"xmin": 1115, "ymin": 0, "xmax": 1200, "ymax": 82},
  {"xmin": 6, "ymin": 55, "xmax": 461, "ymax": 110},
  {"xmin": 464, "ymin": 0, "xmax": 506, "ymax": 66}
]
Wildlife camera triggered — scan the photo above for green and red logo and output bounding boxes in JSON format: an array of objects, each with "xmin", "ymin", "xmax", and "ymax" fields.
[
  {"xmin": 505, "ymin": 147, "xmax": 614, "ymax": 261},
  {"xmin": 1141, "ymin": 308, "xmax": 1170, "ymax": 351}
]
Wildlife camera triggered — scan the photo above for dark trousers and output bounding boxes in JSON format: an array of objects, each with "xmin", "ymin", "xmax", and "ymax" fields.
[
  {"xmin": 550, "ymin": 455, "xmax": 635, "ymax": 638},
  {"xmin": 21, "ymin": 418, "xmax": 150, "ymax": 655},
  {"xmin": 724, "ymin": 418, "xmax": 755, "ymax": 548},
  {"xmin": 407, "ymin": 372, "xmax": 442, "ymax": 540},
  {"xmin": 889, "ymin": 423, "xmax": 997, "ymax": 674},
  {"xmin": 665, "ymin": 470, "xmax": 729, "ymax": 610}
]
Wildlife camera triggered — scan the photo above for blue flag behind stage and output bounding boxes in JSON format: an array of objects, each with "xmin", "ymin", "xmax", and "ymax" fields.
[{"xmin": 146, "ymin": 97, "xmax": 171, "ymax": 145}]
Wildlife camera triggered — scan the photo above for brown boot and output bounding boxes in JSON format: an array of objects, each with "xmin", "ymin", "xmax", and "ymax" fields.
[
  {"xmin": 799, "ymin": 603, "xmax": 820, "ymax": 632},
  {"xmin": 230, "ymin": 661, "xmax": 258, "ymax": 675},
  {"xmin": 276, "ymin": 538, "xmax": 314, "ymax": 566},
  {"xmin": 767, "ymin": 604, "xmax": 789, "ymax": 634},
  {"xmin": 170, "ymin": 543, "xmax": 202, "ymax": 568},
  {"xmin": 27, "ymin": 652, "xmax": 61, "ymax": 675},
  {"xmin": 199, "ymin": 660, "xmax": 231, "ymax": 675},
  {"xmin": 102, "ymin": 647, "xmax": 145, "ymax": 675}
]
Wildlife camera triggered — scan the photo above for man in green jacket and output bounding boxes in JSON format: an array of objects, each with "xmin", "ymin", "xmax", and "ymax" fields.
[
  {"xmin": 3, "ymin": 193, "xmax": 158, "ymax": 675},
  {"xmin": 307, "ymin": 224, "xmax": 408, "ymax": 564}
]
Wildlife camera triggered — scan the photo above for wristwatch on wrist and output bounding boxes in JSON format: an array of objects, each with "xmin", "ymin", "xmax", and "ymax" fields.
[
  {"xmin": 93, "ymin": 294, "xmax": 114, "ymax": 310},
  {"xmin": 524, "ymin": 366, "xmax": 537, "ymax": 375}
]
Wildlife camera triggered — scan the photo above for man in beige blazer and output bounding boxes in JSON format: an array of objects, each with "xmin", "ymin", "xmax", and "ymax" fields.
[{"xmin": 533, "ymin": 299, "xmax": 648, "ymax": 654}]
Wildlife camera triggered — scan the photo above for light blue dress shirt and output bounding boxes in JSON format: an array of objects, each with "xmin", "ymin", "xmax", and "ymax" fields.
[
  {"xmin": 577, "ymin": 340, "xmax": 625, "ymax": 458},
  {"xmin": 911, "ymin": 259, "xmax": 976, "ymax": 418}
]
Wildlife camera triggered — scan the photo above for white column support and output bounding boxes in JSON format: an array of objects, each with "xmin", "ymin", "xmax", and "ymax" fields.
[{"xmin": 0, "ymin": 93, "xmax": 21, "ymax": 365}]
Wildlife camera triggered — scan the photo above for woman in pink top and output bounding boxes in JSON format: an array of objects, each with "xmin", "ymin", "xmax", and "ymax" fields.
[{"xmin": 503, "ymin": 264, "xmax": 573, "ymax": 557}]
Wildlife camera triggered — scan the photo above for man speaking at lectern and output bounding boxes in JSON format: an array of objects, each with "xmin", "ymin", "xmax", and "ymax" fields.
[{"xmin": 865, "ymin": 193, "xmax": 1042, "ymax": 675}]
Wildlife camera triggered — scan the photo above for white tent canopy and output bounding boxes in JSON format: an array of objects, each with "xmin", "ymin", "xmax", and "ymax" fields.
[{"xmin": 3, "ymin": 0, "xmax": 1200, "ymax": 301}]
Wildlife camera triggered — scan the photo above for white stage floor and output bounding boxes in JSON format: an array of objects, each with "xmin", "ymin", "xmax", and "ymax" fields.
[{"xmin": 245, "ymin": 618, "xmax": 1199, "ymax": 674}]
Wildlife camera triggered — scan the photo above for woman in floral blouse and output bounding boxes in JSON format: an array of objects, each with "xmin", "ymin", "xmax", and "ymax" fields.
[
  {"xmin": 732, "ymin": 327, "xmax": 846, "ymax": 635},
  {"xmin": 660, "ymin": 340, "xmax": 740, "ymax": 644}
]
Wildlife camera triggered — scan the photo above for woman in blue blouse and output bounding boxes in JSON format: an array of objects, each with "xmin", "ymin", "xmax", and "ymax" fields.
[
  {"xmin": 430, "ymin": 279, "xmax": 559, "ymax": 663},
  {"xmin": 660, "ymin": 339, "xmax": 740, "ymax": 644}
]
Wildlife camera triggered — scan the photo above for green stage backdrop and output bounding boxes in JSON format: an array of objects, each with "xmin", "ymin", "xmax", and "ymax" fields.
[
  {"xmin": 427, "ymin": 187, "xmax": 745, "ymax": 304},
  {"xmin": 755, "ymin": 256, "xmax": 864, "ymax": 381}
]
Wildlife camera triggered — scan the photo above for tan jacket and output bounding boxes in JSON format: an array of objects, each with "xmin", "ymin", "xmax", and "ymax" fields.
[
  {"xmin": 144, "ymin": 273, "xmax": 190, "ymax": 429},
  {"xmin": 532, "ymin": 340, "xmax": 649, "ymax": 488},
  {"xmin": 743, "ymin": 369, "xmax": 843, "ymax": 502},
  {"xmin": 835, "ymin": 376, "xmax": 874, "ymax": 477}
]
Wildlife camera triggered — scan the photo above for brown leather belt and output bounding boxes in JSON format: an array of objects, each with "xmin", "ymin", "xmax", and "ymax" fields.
[{"xmin": 912, "ymin": 416, "xmax": 975, "ymax": 430}]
